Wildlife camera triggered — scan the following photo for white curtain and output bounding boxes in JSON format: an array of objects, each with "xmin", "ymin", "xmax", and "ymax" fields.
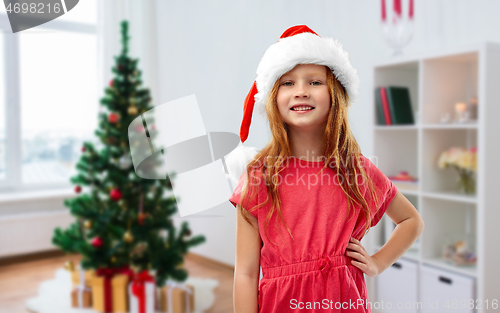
[{"xmin": 96, "ymin": 0, "xmax": 159, "ymax": 109}]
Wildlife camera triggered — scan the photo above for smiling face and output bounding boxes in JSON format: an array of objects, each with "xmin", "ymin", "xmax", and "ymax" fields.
[{"xmin": 276, "ymin": 64, "xmax": 331, "ymax": 133}]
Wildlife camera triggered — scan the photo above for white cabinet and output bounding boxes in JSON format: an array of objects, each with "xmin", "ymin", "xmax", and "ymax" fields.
[
  {"xmin": 420, "ymin": 265, "xmax": 475, "ymax": 313},
  {"xmin": 377, "ymin": 257, "xmax": 418, "ymax": 313},
  {"xmin": 366, "ymin": 42, "xmax": 500, "ymax": 313}
]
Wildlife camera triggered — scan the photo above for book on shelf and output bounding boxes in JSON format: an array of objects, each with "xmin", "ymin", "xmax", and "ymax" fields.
[
  {"xmin": 375, "ymin": 87, "xmax": 391, "ymax": 125},
  {"xmin": 375, "ymin": 86, "xmax": 415, "ymax": 125}
]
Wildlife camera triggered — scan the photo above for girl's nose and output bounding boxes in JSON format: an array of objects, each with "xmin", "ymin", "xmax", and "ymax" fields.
[{"xmin": 294, "ymin": 84, "xmax": 309, "ymax": 98}]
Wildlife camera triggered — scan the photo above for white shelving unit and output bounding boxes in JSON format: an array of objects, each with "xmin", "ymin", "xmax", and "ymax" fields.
[{"xmin": 366, "ymin": 42, "xmax": 500, "ymax": 313}]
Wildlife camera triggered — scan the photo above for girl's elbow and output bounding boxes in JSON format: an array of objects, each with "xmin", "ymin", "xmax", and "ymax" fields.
[
  {"xmin": 234, "ymin": 265, "xmax": 260, "ymax": 281},
  {"xmin": 417, "ymin": 218, "xmax": 425, "ymax": 235}
]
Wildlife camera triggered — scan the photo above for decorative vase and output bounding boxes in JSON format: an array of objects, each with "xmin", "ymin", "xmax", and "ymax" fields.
[
  {"xmin": 381, "ymin": 0, "xmax": 415, "ymax": 57},
  {"xmin": 456, "ymin": 168, "xmax": 475, "ymax": 195}
]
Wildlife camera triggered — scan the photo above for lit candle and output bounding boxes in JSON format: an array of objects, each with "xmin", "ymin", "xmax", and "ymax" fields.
[
  {"xmin": 381, "ymin": 0, "xmax": 387, "ymax": 21},
  {"xmin": 455, "ymin": 102, "xmax": 467, "ymax": 112},
  {"xmin": 455, "ymin": 102, "xmax": 468, "ymax": 123},
  {"xmin": 393, "ymin": 0, "xmax": 402, "ymax": 17}
]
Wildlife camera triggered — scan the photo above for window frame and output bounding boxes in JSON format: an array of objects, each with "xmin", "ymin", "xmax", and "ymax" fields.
[{"xmin": 0, "ymin": 12, "xmax": 99, "ymax": 193}]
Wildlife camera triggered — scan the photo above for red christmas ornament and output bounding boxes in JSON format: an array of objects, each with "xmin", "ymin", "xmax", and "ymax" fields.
[
  {"xmin": 138, "ymin": 213, "xmax": 147, "ymax": 225},
  {"xmin": 110, "ymin": 188, "xmax": 122, "ymax": 201},
  {"xmin": 75, "ymin": 185, "xmax": 82, "ymax": 193},
  {"xmin": 108, "ymin": 113, "xmax": 119, "ymax": 123},
  {"xmin": 91, "ymin": 237, "xmax": 103, "ymax": 248},
  {"xmin": 81, "ymin": 146, "xmax": 86, "ymax": 153},
  {"xmin": 109, "ymin": 79, "xmax": 114, "ymax": 87}
]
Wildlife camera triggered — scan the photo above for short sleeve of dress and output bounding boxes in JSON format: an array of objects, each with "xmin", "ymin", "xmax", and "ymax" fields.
[
  {"xmin": 360, "ymin": 155, "xmax": 398, "ymax": 227},
  {"xmin": 228, "ymin": 167, "xmax": 263, "ymax": 219}
]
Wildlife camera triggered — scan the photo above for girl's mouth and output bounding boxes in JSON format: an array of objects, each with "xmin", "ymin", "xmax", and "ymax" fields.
[{"xmin": 291, "ymin": 107, "xmax": 315, "ymax": 114}]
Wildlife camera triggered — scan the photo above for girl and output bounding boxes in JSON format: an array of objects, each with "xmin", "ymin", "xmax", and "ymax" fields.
[{"xmin": 228, "ymin": 25, "xmax": 424, "ymax": 313}]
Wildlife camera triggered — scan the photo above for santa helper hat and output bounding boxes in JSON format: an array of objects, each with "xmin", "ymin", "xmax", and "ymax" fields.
[{"xmin": 225, "ymin": 25, "xmax": 360, "ymax": 188}]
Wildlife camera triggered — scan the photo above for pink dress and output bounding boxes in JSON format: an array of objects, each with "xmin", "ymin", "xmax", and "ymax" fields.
[{"xmin": 229, "ymin": 154, "xmax": 398, "ymax": 312}]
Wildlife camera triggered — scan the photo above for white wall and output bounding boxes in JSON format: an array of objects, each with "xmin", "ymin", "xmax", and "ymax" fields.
[{"xmin": 152, "ymin": 0, "xmax": 500, "ymax": 267}]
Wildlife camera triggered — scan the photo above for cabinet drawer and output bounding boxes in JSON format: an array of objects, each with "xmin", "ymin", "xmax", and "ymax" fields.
[
  {"xmin": 420, "ymin": 265, "xmax": 476, "ymax": 313},
  {"xmin": 377, "ymin": 257, "xmax": 418, "ymax": 313}
]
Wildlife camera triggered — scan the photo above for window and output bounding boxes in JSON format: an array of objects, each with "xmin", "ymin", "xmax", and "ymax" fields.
[{"xmin": 0, "ymin": 0, "xmax": 99, "ymax": 191}]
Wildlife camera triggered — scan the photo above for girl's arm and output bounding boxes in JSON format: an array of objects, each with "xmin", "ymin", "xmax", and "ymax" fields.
[
  {"xmin": 371, "ymin": 191, "xmax": 425, "ymax": 275},
  {"xmin": 234, "ymin": 205, "xmax": 262, "ymax": 313}
]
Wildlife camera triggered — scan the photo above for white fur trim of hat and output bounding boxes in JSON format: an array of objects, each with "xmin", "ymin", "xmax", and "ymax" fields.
[{"xmin": 254, "ymin": 31, "xmax": 360, "ymax": 119}]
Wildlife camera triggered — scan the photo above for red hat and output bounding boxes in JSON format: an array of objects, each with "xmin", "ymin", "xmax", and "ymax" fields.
[{"xmin": 239, "ymin": 25, "xmax": 360, "ymax": 143}]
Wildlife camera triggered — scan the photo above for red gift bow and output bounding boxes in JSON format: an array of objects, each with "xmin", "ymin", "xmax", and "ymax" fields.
[
  {"xmin": 131, "ymin": 270, "xmax": 155, "ymax": 313},
  {"xmin": 96, "ymin": 266, "xmax": 134, "ymax": 313}
]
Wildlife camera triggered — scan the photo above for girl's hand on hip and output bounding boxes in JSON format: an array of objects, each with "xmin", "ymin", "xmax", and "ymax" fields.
[{"xmin": 345, "ymin": 237, "xmax": 381, "ymax": 278}]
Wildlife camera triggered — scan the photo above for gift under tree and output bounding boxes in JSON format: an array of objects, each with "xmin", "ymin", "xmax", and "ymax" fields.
[{"xmin": 52, "ymin": 20, "xmax": 205, "ymax": 313}]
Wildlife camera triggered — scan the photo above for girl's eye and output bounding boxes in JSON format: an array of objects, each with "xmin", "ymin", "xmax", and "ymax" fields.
[{"xmin": 281, "ymin": 81, "xmax": 321, "ymax": 86}]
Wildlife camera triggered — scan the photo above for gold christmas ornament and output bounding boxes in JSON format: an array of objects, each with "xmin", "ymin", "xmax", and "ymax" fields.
[
  {"xmin": 124, "ymin": 231, "xmax": 134, "ymax": 243},
  {"xmin": 84, "ymin": 220, "xmax": 92, "ymax": 229},
  {"xmin": 128, "ymin": 105, "xmax": 138, "ymax": 115},
  {"xmin": 111, "ymin": 257, "xmax": 116, "ymax": 263},
  {"xmin": 64, "ymin": 260, "xmax": 75, "ymax": 271}
]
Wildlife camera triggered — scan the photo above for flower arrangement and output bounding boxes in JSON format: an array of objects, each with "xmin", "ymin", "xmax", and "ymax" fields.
[{"xmin": 438, "ymin": 147, "xmax": 477, "ymax": 194}]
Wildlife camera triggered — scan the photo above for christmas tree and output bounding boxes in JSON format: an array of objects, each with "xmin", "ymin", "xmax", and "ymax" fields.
[{"xmin": 52, "ymin": 20, "xmax": 205, "ymax": 286}]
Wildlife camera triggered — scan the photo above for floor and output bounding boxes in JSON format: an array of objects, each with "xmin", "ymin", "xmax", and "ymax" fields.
[{"xmin": 0, "ymin": 253, "xmax": 234, "ymax": 313}]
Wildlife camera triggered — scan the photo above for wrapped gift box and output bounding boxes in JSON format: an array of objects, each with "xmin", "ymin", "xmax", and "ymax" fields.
[
  {"xmin": 159, "ymin": 282, "xmax": 195, "ymax": 313},
  {"xmin": 129, "ymin": 271, "xmax": 156, "ymax": 313},
  {"xmin": 71, "ymin": 268, "xmax": 94, "ymax": 288},
  {"xmin": 71, "ymin": 288, "xmax": 92, "ymax": 308},
  {"xmin": 70, "ymin": 268, "xmax": 93, "ymax": 308},
  {"xmin": 91, "ymin": 268, "xmax": 133, "ymax": 313}
]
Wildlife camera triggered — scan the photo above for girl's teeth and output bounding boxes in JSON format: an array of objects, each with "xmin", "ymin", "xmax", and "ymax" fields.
[{"xmin": 293, "ymin": 107, "xmax": 313, "ymax": 111}]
